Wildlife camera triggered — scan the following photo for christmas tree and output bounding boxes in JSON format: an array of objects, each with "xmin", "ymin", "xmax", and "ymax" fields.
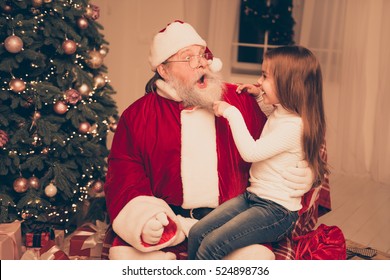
[
  {"xmin": 238, "ymin": 0, "xmax": 295, "ymax": 64},
  {"xmin": 0, "ymin": 0, "xmax": 118, "ymax": 233}
]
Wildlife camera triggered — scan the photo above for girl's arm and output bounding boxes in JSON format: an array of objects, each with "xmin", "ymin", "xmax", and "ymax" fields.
[{"xmin": 213, "ymin": 101, "xmax": 301, "ymax": 163}]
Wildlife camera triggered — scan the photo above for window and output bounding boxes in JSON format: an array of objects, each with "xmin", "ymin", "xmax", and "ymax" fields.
[{"xmin": 232, "ymin": 0, "xmax": 304, "ymax": 75}]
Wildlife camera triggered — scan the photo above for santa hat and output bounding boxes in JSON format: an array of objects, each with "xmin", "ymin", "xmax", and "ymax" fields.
[{"xmin": 149, "ymin": 20, "xmax": 222, "ymax": 72}]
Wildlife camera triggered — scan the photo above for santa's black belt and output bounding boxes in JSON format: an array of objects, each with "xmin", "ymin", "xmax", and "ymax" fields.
[{"xmin": 169, "ymin": 205, "xmax": 214, "ymax": 220}]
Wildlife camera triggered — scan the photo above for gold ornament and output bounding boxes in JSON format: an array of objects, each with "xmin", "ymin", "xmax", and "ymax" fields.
[
  {"xmin": 32, "ymin": 0, "xmax": 43, "ymax": 7},
  {"xmin": 44, "ymin": 183, "xmax": 57, "ymax": 197},
  {"xmin": 4, "ymin": 35, "xmax": 23, "ymax": 53},
  {"xmin": 77, "ymin": 17, "xmax": 89, "ymax": 29},
  {"xmin": 93, "ymin": 74, "xmax": 106, "ymax": 89},
  {"xmin": 27, "ymin": 176, "xmax": 41, "ymax": 190},
  {"xmin": 62, "ymin": 39, "xmax": 77, "ymax": 55},
  {"xmin": 78, "ymin": 122, "xmax": 91, "ymax": 134},
  {"xmin": 84, "ymin": 6, "xmax": 94, "ymax": 18},
  {"xmin": 9, "ymin": 78, "xmax": 26, "ymax": 92},
  {"xmin": 99, "ymin": 46, "xmax": 109, "ymax": 57},
  {"xmin": 77, "ymin": 83, "xmax": 91, "ymax": 96},
  {"xmin": 43, "ymin": 0, "xmax": 52, "ymax": 3},
  {"xmin": 86, "ymin": 50, "xmax": 103, "ymax": 69},
  {"xmin": 53, "ymin": 101, "xmax": 68, "ymax": 114},
  {"xmin": 13, "ymin": 177, "xmax": 29, "ymax": 193}
]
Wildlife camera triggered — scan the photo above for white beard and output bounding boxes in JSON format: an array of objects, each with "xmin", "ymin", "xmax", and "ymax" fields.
[{"xmin": 167, "ymin": 71, "xmax": 224, "ymax": 110}]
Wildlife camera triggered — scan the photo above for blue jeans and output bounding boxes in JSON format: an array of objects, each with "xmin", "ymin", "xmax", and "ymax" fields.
[{"xmin": 187, "ymin": 191, "xmax": 298, "ymax": 260}]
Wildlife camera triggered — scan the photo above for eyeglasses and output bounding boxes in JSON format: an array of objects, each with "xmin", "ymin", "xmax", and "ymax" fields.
[{"xmin": 164, "ymin": 53, "xmax": 213, "ymax": 69}]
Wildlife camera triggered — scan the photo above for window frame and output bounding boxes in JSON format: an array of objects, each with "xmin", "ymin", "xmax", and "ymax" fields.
[{"xmin": 231, "ymin": 0, "xmax": 305, "ymax": 76}]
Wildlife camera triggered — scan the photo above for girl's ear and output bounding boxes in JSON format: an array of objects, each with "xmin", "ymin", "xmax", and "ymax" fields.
[{"xmin": 157, "ymin": 64, "xmax": 168, "ymax": 80}]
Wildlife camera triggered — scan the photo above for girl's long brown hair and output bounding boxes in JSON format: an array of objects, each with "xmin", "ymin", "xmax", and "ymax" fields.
[{"xmin": 264, "ymin": 46, "xmax": 329, "ymax": 182}]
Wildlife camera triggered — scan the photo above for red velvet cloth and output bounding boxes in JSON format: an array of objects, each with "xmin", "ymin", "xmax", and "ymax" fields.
[{"xmin": 293, "ymin": 224, "xmax": 346, "ymax": 260}]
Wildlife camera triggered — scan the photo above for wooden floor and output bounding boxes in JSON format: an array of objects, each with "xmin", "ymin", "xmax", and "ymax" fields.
[{"xmin": 318, "ymin": 172, "xmax": 390, "ymax": 254}]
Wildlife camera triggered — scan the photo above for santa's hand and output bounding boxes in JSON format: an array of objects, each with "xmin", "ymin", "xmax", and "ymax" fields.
[
  {"xmin": 282, "ymin": 160, "xmax": 314, "ymax": 198},
  {"xmin": 141, "ymin": 212, "xmax": 169, "ymax": 245}
]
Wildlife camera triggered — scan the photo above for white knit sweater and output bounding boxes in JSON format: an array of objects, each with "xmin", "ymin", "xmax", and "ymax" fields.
[{"xmin": 223, "ymin": 104, "xmax": 304, "ymax": 211}]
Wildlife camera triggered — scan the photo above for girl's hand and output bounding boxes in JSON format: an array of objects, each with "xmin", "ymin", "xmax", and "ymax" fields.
[
  {"xmin": 236, "ymin": 83, "xmax": 261, "ymax": 97},
  {"xmin": 213, "ymin": 101, "xmax": 231, "ymax": 117}
]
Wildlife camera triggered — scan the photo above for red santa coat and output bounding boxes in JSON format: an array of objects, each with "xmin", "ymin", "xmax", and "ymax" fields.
[{"xmin": 104, "ymin": 83, "xmax": 267, "ymax": 256}]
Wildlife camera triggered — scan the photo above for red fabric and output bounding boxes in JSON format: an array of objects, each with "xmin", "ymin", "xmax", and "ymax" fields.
[
  {"xmin": 293, "ymin": 224, "xmax": 346, "ymax": 260},
  {"xmin": 273, "ymin": 145, "xmax": 331, "ymax": 260},
  {"xmin": 104, "ymin": 83, "xmax": 266, "ymax": 221}
]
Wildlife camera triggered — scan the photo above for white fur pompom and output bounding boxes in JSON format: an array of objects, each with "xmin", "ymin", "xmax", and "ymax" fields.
[{"xmin": 209, "ymin": 57, "xmax": 223, "ymax": 72}]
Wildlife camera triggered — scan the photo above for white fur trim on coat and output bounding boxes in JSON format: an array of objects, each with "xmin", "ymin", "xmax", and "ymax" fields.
[{"xmin": 180, "ymin": 108, "xmax": 219, "ymax": 209}]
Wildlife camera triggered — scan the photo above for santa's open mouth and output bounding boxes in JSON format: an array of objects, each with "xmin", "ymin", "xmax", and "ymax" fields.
[{"xmin": 196, "ymin": 74, "xmax": 207, "ymax": 89}]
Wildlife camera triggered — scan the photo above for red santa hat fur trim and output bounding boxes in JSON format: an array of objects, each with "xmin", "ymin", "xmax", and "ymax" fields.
[{"xmin": 149, "ymin": 20, "xmax": 222, "ymax": 72}]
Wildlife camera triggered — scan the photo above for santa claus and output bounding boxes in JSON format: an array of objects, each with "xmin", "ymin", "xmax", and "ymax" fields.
[{"xmin": 104, "ymin": 20, "xmax": 314, "ymax": 260}]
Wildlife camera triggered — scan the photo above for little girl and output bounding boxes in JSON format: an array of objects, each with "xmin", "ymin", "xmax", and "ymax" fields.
[{"xmin": 187, "ymin": 45, "xmax": 329, "ymax": 260}]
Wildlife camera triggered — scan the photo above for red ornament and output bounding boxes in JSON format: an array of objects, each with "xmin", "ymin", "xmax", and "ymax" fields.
[
  {"xmin": 9, "ymin": 78, "xmax": 26, "ymax": 92},
  {"xmin": 27, "ymin": 176, "xmax": 41, "ymax": 190},
  {"xmin": 13, "ymin": 177, "xmax": 29, "ymax": 193},
  {"xmin": 62, "ymin": 39, "xmax": 77, "ymax": 55},
  {"xmin": 78, "ymin": 122, "xmax": 91, "ymax": 134},
  {"xmin": 53, "ymin": 101, "xmax": 68, "ymax": 114},
  {"xmin": 85, "ymin": 4, "xmax": 100, "ymax": 20},
  {"xmin": 65, "ymin": 89, "xmax": 81, "ymax": 104},
  {"xmin": 4, "ymin": 35, "xmax": 23, "ymax": 53}
]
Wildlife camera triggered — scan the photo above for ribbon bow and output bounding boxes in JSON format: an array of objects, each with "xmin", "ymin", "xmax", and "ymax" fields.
[{"xmin": 75, "ymin": 220, "xmax": 108, "ymax": 250}]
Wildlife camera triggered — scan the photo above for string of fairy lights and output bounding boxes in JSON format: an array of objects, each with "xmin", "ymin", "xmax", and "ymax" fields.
[{"xmin": 0, "ymin": 0, "xmax": 116, "ymax": 227}]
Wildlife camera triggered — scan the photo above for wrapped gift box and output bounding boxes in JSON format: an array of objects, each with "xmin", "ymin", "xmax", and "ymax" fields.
[
  {"xmin": 0, "ymin": 220, "xmax": 22, "ymax": 260},
  {"xmin": 21, "ymin": 240, "xmax": 69, "ymax": 260},
  {"xmin": 25, "ymin": 227, "xmax": 65, "ymax": 249},
  {"xmin": 25, "ymin": 231, "xmax": 52, "ymax": 248},
  {"xmin": 68, "ymin": 221, "xmax": 107, "ymax": 258}
]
